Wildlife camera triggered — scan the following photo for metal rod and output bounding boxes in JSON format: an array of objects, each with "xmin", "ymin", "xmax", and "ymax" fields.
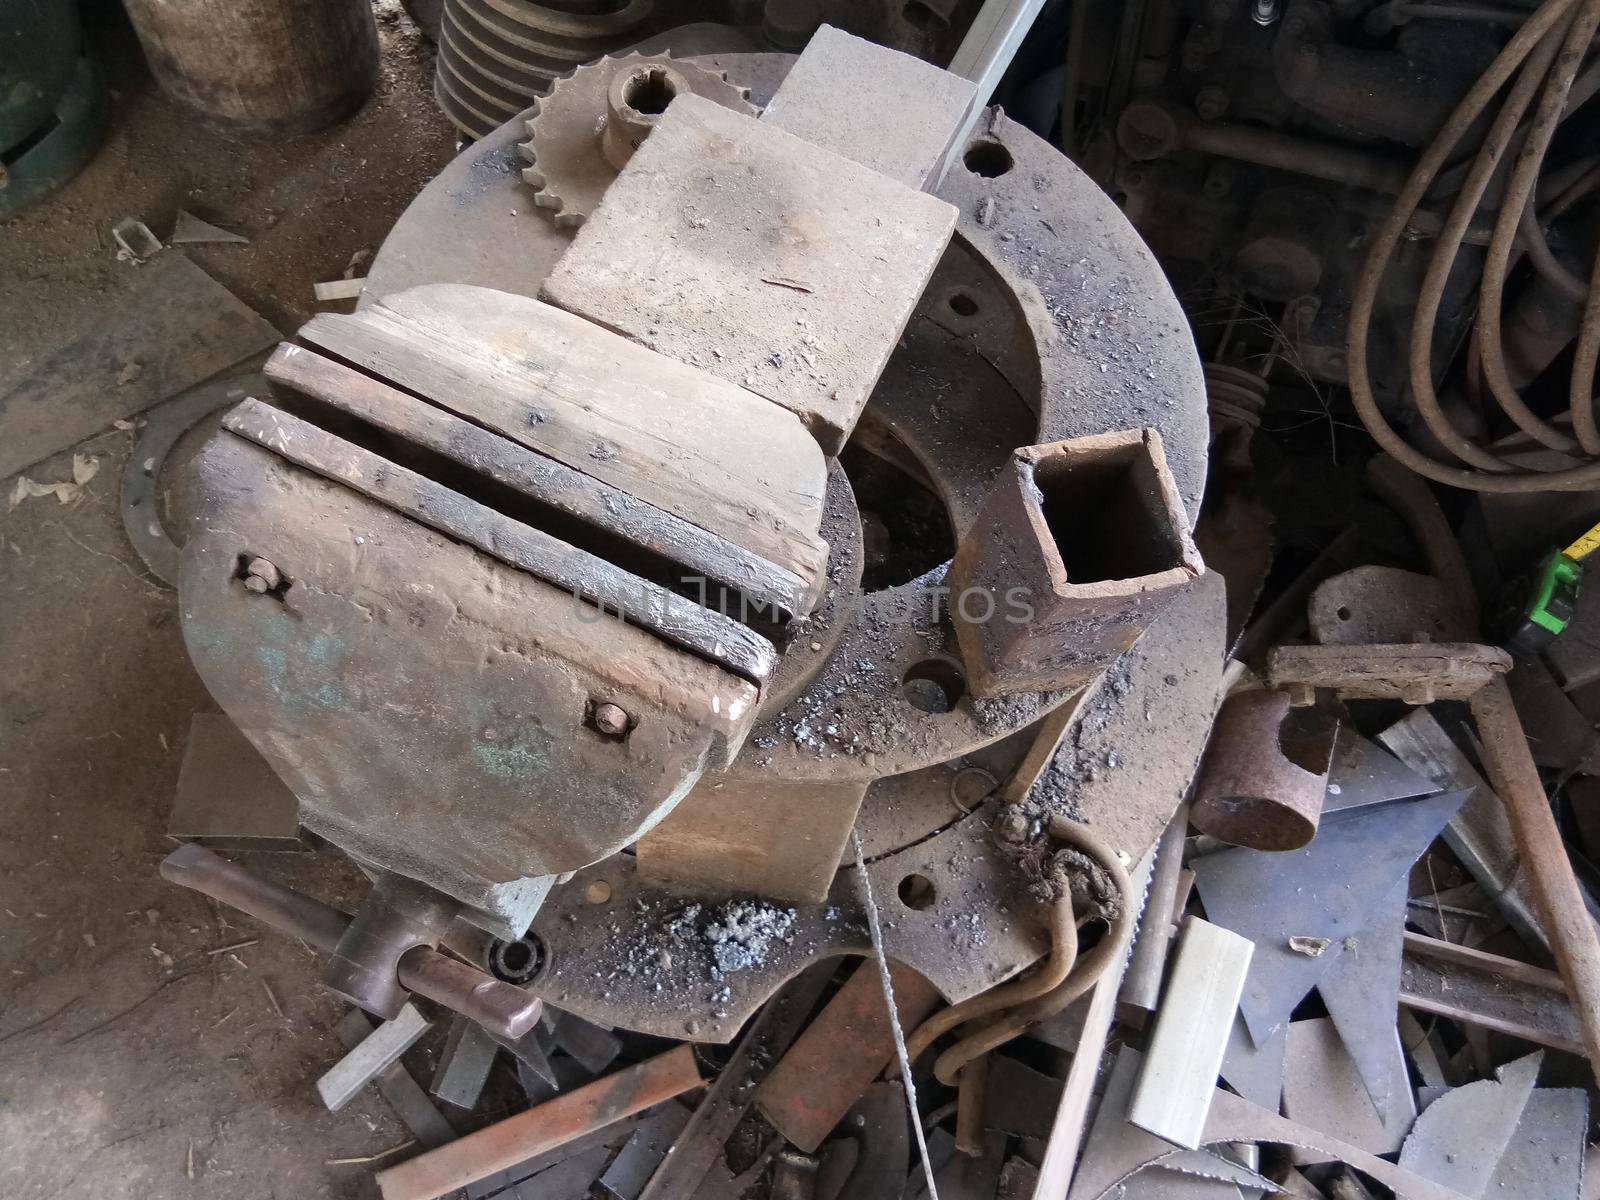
[
  {"xmin": 160, "ymin": 844, "xmax": 542, "ymax": 1041},
  {"xmin": 375, "ymin": 1045, "xmax": 704, "ymax": 1200}
]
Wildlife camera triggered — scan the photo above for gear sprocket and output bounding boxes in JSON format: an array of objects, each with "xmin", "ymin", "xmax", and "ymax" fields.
[{"xmin": 517, "ymin": 53, "xmax": 757, "ymax": 228}]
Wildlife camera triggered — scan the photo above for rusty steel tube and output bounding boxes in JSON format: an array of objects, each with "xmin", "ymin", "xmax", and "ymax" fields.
[{"xmin": 160, "ymin": 844, "xmax": 542, "ymax": 1040}]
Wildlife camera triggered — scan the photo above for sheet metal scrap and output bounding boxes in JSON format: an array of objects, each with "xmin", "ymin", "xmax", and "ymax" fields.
[
  {"xmin": 831, "ymin": 1082, "xmax": 911, "ymax": 1200},
  {"xmin": 1068, "ymin": 1048, "xmax": 1279, "ymax": 1200},
  {"xmin": 1281, "ymin": 1018, "xmax": 1415, "ymax": 1164},
  {"xmin": 1396, "ymin": 1053, "xmax": 1541, "ymax": 1195},
  {"xmin": 1314, "ymin": 879, "xmax": 1408, "ymax": 1121},
  {"xmin": 338, "ymin": 1010, "xmax": 457, "ymax": 1152},
  {"xmin": 1200, "ymin": 1090, "xmax": 1472, "ymax": 1200},
  {"xmin": 1191, "ymin": 690, "xmax": 1337, "ymax": 850},
  {"xmin": 1191, "ymin": 787, "xmax": 1470, "ymax": 1045},
  {"xmin": 1220, "ymin": 1014, "xmax": 1288, "ymax": 1112},
  {"xmin": 597, "ymin": 1103, "xmax": 693, "ymax": 1200},
  {"xmin": 1378, "ymin": 708, "xmax": 1553, "ymax": 955},
  {"xmin": 1320, "ymin": 727, "xmax": 1438, "ymax": 815},
  {"xmin": 1482, "ymin": 1087, "xmax": 1587, "ymax": 1200}
]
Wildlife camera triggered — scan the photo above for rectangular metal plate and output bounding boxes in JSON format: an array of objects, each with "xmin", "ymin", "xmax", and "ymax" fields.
[{"xmin": 542, "ymin": 94, "xmax": 957, "ymax": 455}]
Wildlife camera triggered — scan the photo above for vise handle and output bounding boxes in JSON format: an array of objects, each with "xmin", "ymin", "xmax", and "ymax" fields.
[{"xmin": 161, "ymin": 843, "xmax": 542, "ymax": 1041}]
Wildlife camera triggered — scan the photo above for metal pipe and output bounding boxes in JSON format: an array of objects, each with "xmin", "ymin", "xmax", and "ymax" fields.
[
  {"xmin": 160, "ymin": 844, "xmax": 542, "ymax": 1040},
  {"xmin": 1183, "ymin": 121, "xmax": 1410, "ymax": 194}
]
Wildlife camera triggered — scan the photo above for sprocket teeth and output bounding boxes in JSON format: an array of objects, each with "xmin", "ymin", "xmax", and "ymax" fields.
[{"xmin": 515, "ymin": 51, "xmax": 758, "ymax": 226}]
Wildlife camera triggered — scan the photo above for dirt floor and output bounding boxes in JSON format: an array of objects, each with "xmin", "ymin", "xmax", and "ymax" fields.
[{"xmin": 0, "ymin": 5, "xmax": 479, "ymax": 1197}]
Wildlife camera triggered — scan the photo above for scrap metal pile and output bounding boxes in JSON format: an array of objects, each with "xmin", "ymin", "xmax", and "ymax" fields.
[{"xmin": 136, "ymin": 7, "xmax": 1600, "ymax": 1200}]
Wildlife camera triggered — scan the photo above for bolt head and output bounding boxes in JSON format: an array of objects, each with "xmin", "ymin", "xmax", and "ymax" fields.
[
  {"xmin": 993, "ymin": 807, "xmax": 1031, "ymax": 844},
  {"xmin": 593, "ymin": 702, "xmax": 631, "ymax": 738},
  {"xmin": 244, "ymin": 557, "xmax": 281, "ymax": 591}
]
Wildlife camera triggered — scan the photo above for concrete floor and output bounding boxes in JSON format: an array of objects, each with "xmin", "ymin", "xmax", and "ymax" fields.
[{"xmin": 0, "ymin": 6, "xmax": 480, "ymax": 1197}]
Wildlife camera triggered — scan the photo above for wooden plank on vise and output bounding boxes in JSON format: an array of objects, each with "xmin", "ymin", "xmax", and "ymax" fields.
[
  {"xmin": 265, "ymin": 343, "xmax": 815, "ymax": 617},
  {"xmin": 759, "ymin": 24, "xmax": 979, "ymax": 191},
  {"xmin": 375, "ymin": 1044, "xmax": 703, "ymax": 1200},
  {"xmin": 220, "ymin": 399, "xmax": 777, "ymax": 684},
  {"xmin": 1128, "ymin": 917, "xmax": 1254, "ymax": 1150},
  {"xmin": 636, "ymin": 777, "xmax": 870, "ymax": 905},
  {"xmin": 296, "ymin": 283, "xmax": 829, "ymax": 586},
  {"xmin": 638, "ymin": 963, "xmax": 835, "ymax": 1200},
  {"xmin": 755, "ymin": 958, "xmax": 942, "ymax": 1152}
]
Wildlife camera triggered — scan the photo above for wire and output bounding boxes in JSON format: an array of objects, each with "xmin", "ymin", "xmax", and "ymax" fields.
[
  {"xmin": 1347, "ymin": 0, "xmax": 1600, "ymax": 491},
  {"xmin": 922, "ymin": 818, "xmax": 1138, "ymax": 1087}
]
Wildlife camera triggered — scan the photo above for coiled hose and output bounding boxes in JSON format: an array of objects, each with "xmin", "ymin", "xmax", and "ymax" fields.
[{"xmin": 1348, "ymin": 0, "xmax": 1600, "ymax": 490}]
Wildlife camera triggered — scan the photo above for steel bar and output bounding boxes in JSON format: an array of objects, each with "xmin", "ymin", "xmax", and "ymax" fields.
[
  {"xmin": 340, "ymin": 1010, "xmax": 459, "ymax": 1150},
  {"xmin": 318, "ymin": 1004, "xmax": 432, "ymax": 1112},
  {"xmin": 755, "ymin": 959, "xmax": 941, "ymax": 1153},
  {"xmin": 375, "ymin": 1045, "xmax": 703, "ymax": 1200},
  {"xmin": 639, "ymin": 964, "xmax": 835, "ymax": 1200},
  {"xmin": 932, "ymin": 0, "xmax": 1048, "ymax": 187},
  {"xmin": 160, "ymin": 844, "xmax": 542, "ymax": 1040},
  {"xmin": 1400, "ymin": 931, "xmax": 1584, "ymax": 1054}
]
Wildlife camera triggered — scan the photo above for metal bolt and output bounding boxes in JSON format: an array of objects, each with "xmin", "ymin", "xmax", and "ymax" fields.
[
  {"xmin": 1194, "ymin": 84, "xmax": 1229, "ymax": 122},
  {"xmin": 593, "ymin": 702, "xmax": 631, "ymax": 738},
  {"xmin": 993, "ymin": 806, "xmax": 1031, "ymax": 844},
  {"xmin": 243, "ymin": 557, "xmax": 281, "ymax": 594}
]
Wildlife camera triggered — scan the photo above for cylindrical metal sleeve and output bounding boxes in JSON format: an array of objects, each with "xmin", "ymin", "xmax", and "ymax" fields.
[
  {"xmin": 325, "ymin": 875, "xmax": 458, "ymax": 1020},
  {"xmin": 1191, "ymin": 690, "xmax": 1337, "ymax": 851},
  {"xmin": 121, "ymin": 0, "xmax": 378, "ymax": 132}
]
